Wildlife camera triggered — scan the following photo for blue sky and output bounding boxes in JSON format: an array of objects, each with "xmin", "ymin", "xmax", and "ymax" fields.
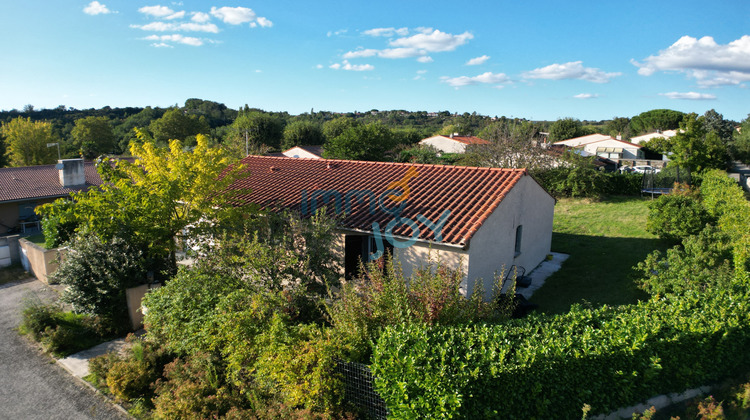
[{"xmin": 1, "ymin": 0, "xmax": 749, "ymax": 121}]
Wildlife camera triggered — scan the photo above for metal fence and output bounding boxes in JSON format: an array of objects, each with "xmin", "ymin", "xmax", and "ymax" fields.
[{"xmin": 334, "ymin": 359, "xmax": 388, "ymax": 419}]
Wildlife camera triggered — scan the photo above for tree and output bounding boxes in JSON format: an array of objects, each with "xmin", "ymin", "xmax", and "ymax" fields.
[
  {"xmin": 70, "ymin": 116, "xmax": 116, "ymax": 159},
  {"xmin": 148, "ymin": 108, "xmax": 210, "ymax": 147},
  {"xmin": 0, "ymin": 117, "xmax": 58, "ymax": 166},
  {"xmin": 701, "ymin": 109, "xmax": 735, "ymax": 145},
  {"xmin": 629, "ymin": 109, "xmax": 685, "ymax": 135},
  {"xmin": 37, "ymin": 132, "xmax": 250, "ymax": 278},
  {"xmin": 281, "ymin": 120, "xmax": 324, "ymax": 150},
  {"xmin": 225, "ymin": 111, "xmax": 284, "ymax": 157},
  {"xmin": 114, "ymin": 107, "xmax": 163, "ymax": 154},
  {"xmin": 731, "ymin": 114, "xmax": 750, "ymax": 163},
  {"xmin": 644, "ymin": 113, "xmax": 729, "ymax": 172},
  {"xmin": 468, "ymin": 120, "xmax": 553, "ymax": 171},
  {"xmin": 322, "ymin": 116, "xmax": 359, "ymax": 141},
  {"xmin": 323, "ymin": 122, "xmax": 396, "ymax": 161},
  {"xmin": 548, "ymin": 118, "xmax": 583, "ymax": 142},
  {"xmin": 604, "ymin": 117, "xmax": 631, "ymax": 139}
]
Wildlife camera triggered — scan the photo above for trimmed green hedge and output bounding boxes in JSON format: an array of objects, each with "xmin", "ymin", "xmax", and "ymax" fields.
[{"xmin": 371, "ymin": 286, "xmax": 750, "ymax": 419}]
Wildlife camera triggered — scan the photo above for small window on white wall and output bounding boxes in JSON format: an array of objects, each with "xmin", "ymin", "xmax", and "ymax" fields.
[{"xmin": 514, "ymin": 225, "xmax": 523, "ymax": 257}]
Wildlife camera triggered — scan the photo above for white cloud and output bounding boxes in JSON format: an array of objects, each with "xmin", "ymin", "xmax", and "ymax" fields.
[
  {"xmin": 152, "ymin": 42, "xmax": 173, "ymax": 48},
  {"xmin": 330, "ymin": 60, "xmax": 374, "ymax": 71},
  {"xmin": 343, "ymin": 49, "xmax": 379, "ymax": 59},
  {"xmin": 441, "ymin": 72, "xmax": 509, "ymax": 87},
  {"xmin": 466, "ymin": 55, "xmax": 490, "ymax": 66},
  {"xmin": 138, "ymin": 5, "xmax": 175, "ymax": 18},
  {"xmin": 255, "ymin": 17, "xmax": 273, "ymax": 28},
  {"xmin": 633, "ymin": 35, "xmax": 750, "ymax": 87},
  {"xmin": 327, "ymin": 29, "xmax": 347, "ymax": 37},
  {"xmin": 363, "ymin": 27, "xmax": 409, "ymax": 37},
  {"xmin": 191, "ymin": 12, "xmax": 210, "ymax": 23},
  {"xmin": 574, "ymin": 93, "xmax": 599, "ymax": 99},
  {"xmin": 417, "ymin": 70, "xmax": 427, "ymax": 74},
  {"xmin": 165, "ymin": 11, "xmax": 185, "ymax": 20},
  {"xmin": 659, "ymin": 91, "xmax": 717, "ymax": 100},
  {"xmin": 390, "ymin": 29, "xmax": 473, "ymax": 52},
  {"xmin": 522, "ymin": 61, "xmax": 621, "ymax": 83},
  {"xmin": 83, "ymin": 1, "xmax": 112, "ymax": 15},
  {"xmin": 210, "ymin": 6, "xmax": 254, "ymax": 25},
  {"xmin": 417, "ymin": 56, "xmax": 433, "ymax": 63},
  {"xmin": 379, "ymin": 48, "xmax": 422, "ymax": 59},
  {"xmin": 143, "ymin": 34, "xmax": 203, "ymax": 46},
  {"xmin": 130, "ymin": 22, "xmax": 219, "ymax": 33}
]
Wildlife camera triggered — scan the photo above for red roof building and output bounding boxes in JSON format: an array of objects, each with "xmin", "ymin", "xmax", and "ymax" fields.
[{"xmin": 226, "ymin": 156, "xmax": 555, "ymax": 297}]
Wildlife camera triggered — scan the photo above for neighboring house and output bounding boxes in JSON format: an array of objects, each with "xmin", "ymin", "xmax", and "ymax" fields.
[
  {"xmin": 0, "ymin": 159, "xmax": 102, "ymax": 235},
  {"xmin": 225, "ymin": 156, "xmax": 555, "ymax": 299},
  {"xmin": 419, "ymin": 134, "xmax": 491, "ymax": 154},
  {"xmin": 630, "ymin": 130, "xmax": 680, "ymax": 145},
  {"xmin": 554, "ymin": 135, "xmax": 644, "ymax": 161},
  {"xmin": 281, "ymin": 145, "xmax": 324, "ymax": 159}
]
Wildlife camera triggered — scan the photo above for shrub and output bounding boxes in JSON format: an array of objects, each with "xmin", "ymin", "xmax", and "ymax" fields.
[
  {"xmin": 50, "ymin": 233, "xmax": 148, "ymax": 331},
  {"xmin": 645, "ymin": 188, "xmax": 713, "ymax": 243},
  {"xmin": 88, "ymin": 352, "xmax": 121, "ymax": 389},
  {"xmin": 152, "ymin": 353, "xmax": 245, "ymax": 419},
  {"xmin": 327, "ymin": 256, "xmax": 507, "ymax": 363},
  {"xmin": 107, "ymin": 359, "xmax": 153, "ymax": 402},
  {"xmin": 371, "ymin": 284, "xmax": 750, "ymax": 419},
  {"xmin": 103, "ymin": 335, "xmax": 172, "ymax": 403},
  {"xmin": 38, "ymin": 198, "xmax": 78, "ymax": 248}
]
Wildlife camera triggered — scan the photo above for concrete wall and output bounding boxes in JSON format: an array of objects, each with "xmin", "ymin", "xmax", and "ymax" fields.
[
  {"xmin": 419, "ymin": 136, "xmax": 467, "ymax": 154},
  {"xmin": 126, "ymin": 283, "xmax": 162, "ymax": 331},
  {"xmin": 18, "ymin": 238, "xmax": 65, "ymax": 283},
  {"xmin": 394, "ymin": 242, "xmax": 470, "ymax": 294},
  {"xmin": 465, "ymin": 175, "xmax": 555, "ymax": 299}
]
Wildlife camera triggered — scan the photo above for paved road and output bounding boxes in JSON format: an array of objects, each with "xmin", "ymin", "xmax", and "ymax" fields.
[{"xmin": 0, "ymin": 278, "xmax": 129, "ymax": 420}]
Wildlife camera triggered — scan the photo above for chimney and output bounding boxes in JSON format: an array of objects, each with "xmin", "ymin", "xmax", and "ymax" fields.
[
  {"xmin": 58, "ymin": 159, "xmax": 86, "ymax": 187},
  {"xmin": 616, "ymin": 134, "xmax": 622, "ymax": 140}
]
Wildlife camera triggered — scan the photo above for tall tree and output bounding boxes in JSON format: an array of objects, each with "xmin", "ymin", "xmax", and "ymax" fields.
[
  {"xmin": 322, "ymin": 116, "xmax": 359, "ymax": 142},
  {"xmin": 644, "ymin": 113, "xmax": 729, "ymax": 172},
  {"xmin": 281, "ymin": 120, "xmax": 324, "ymax": 150},
  {"xmin": 225, "ymin": 111, "xmax": 284, "ymax": 157},
  {"xmin": 148, "ymin": 108, "xmax": 210, "ymax": 147},
  {"xmin": 469, "ymin": 120, "xmax": 553, "ymax": 171},
  {"xmin": 604, "ymin": 117, "xmax": 631, "ymax": 139},
  {"xmin": 323, "ymin": 122, "xmax": 396, "ymax": 161},
  {"xmin": 731, "ymin": 115, "xmax": 750, "ymax": 164},
  {"xmin": 1, "ymin": 117, "xmax": 58, "ymax": 166},
  {"xmin": 629, "ymin": 109, "xmax": 685, "ymax": 135},
  {"xmin": 70, "ymin": 116, "xmax": 116, "ymax": 159},
  {"xmin": 548, "ymin": 118, "xmax": 583, "ymax": 142}
]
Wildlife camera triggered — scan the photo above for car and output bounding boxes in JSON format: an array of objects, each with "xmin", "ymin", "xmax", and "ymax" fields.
[{"xmin": 632, "ymin": 165, "xmax": 660, "ymax": 174}]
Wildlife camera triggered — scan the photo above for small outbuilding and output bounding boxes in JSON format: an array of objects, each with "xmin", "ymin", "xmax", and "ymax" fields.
[{"xmin": 225, "ymin": 156, "xmax": 555, "ymax": 299}]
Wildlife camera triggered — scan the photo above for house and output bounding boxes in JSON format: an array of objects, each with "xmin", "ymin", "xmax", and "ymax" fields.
[
  {"xmin": 553, "ymin": 135, "xmax": 644, "ymax": 161},
  {"xmin": 225, "ymin": 156, "xmax": 555, "ymax": 299},
  {"xmin": 419, "ymin": 134, "xmax": 491, "ymax": 154},
  {"xmin": 281, "ymin": 145, "xmax": 324, "ymax": 159},
  {"xmin": 630, "ymin": 130, "xmax": 680, "ymax": 145},
  {"xmin": 0, "ymin": 159, "xmax": 102, "ymax": 235}
]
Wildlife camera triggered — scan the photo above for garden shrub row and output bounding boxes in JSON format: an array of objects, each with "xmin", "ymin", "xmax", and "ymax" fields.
[
  {"xmin": 371, "ymin": 285, "xmax": 750, "ymax": 419},
  {"xmin": 533, "ymin": 167, "xmax": 642, "ymax": 198}
]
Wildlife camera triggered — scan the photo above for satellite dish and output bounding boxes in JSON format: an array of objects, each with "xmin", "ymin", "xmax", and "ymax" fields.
[{"xmin": 55, "ymin": 163, "xmax": 64, "ymax": 170}]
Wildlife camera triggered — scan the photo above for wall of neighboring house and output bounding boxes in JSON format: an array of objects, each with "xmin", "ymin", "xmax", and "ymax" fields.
[
  {"xmin": 581, "ymin": 140, "xmax": 642, "ymax": 160},
  {"xmin": 0, "ymin": 197, "xmax": 58, "ymax": 235},
  {"xmin": 465, "ymin": 175, "xmax": 555, "ymax": 300},
  {"xmin": 419, "ymin": 137, "xmax": 466, "ymax": 154},
  {"xmin": 394, "ymin": 241, "xmax": 470, "ymax": 294},
  {"xmin": 282, "ymin": 147, "xmax": 322, "ymax": 159}
]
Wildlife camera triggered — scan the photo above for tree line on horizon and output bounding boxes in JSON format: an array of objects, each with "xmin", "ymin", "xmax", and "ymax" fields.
[{"xmin": 1, "ymin": 98, "xmax": 748, "ymax": 168}]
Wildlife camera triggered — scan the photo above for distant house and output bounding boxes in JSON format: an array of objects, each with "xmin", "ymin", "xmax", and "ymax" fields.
[
  {"xmin": 630, "ymin": 130, "xmax": 680, "ymax": 145},
  {"xmin": 225, "ymin": 156, "xmax": 555, "ymax": 299},
  {"xmin": 281, "ymin": 145, "xmax": 324, "ymax": 159},
  {"xmin": 419, "ymin": 134, "xmax": 491, "ymax": 154},
  {"xmin": 554, "ymin": 135, "xmax": 644, "ymax": 161},
  {"xmin": 0, "ymin": 159, "xmax": 102, "ymax": 235}
]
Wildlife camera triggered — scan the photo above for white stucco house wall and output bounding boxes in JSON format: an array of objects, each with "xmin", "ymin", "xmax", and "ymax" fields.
[
  {"xmin": 226, "ymin": 156, "xmax": 555, "ymax": 300},
  {"xmin": 419, "ymin": 134, "xmax": 491, "ymax": 154},
  {"xmin": 281, "ymin": 145, "xmax": 324, "ymax": 159},
  {"xmin": 630, "ymin": 130, "xmax": 680, "ymax": 145},
  {"xmin": 554, "ymin": 135, "xmax": 644, "ymax": 161}
]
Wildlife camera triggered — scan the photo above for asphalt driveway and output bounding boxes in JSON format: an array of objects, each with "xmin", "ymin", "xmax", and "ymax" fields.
[{"xmin": 0, "ymin": 278, "xmax": 128, "ymax": 419}]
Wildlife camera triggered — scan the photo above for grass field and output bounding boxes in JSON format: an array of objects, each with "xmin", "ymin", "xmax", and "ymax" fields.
[{"xmin": 530, "ymin": 196, "xmax": 670, "ymax": 314}]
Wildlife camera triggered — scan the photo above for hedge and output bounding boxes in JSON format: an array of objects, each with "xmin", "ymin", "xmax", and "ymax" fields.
[{"xmin": 371, "ymin": 285, "xmax": 750, "ymax": 419}]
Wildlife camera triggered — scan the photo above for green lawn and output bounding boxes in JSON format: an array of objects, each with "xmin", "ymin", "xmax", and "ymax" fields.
[{"xmin": 530, "ymin": 196, "xmax": 670, "ymax": 314}]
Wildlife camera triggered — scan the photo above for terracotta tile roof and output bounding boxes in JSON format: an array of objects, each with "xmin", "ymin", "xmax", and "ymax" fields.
[
  {"xmin": 226, "ymin": 156, "xmax": 528, "ymax": 247},
  {"xmin": 0, "ymin": 162, "xmax": 103, "ymax": 203}
]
